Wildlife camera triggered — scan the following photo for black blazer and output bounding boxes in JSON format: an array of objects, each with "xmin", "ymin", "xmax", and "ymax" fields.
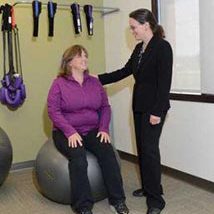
[{"xmin": 98, "ymin": 36, "xmax": 173, "ymax": 117}]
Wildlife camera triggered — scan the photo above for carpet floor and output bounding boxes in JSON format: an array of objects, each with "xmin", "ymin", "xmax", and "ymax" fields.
[{"xmin": 0, "ymin": 159, "xmax": 213, "ymax": 214}]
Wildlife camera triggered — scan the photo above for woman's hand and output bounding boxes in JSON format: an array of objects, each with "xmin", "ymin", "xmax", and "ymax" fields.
[
  {"xmin": 68, "ymin": 133, "xmax": 83, "ymax": 148},
  {"xmin": 97, "ymin": 131, "xmax": 111, "ymax": 143},
  {"xmin": 150, "ymin": 115, "xmax": 161, "ymax": 125}
]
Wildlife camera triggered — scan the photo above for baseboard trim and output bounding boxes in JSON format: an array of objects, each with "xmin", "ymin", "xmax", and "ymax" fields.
[
  {"xmin": 118, "ymin": 150, "xmax": 138, "ymax": 163},
  {"xmin": 118, "ymin": 150, "xmax": 214, "ymax": 189},
  {"xmin": 11, "ymin": 160, "xmax": 35, "ymax": 171}
]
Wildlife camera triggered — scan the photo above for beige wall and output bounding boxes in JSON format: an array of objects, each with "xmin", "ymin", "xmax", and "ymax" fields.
[
  {"xmin": 103, "ymin": 0, "xmax": 151, "ymax": 154},
  {"xmin": 0, "ymin": 0, "xmax": 105, "ymax": 163}
]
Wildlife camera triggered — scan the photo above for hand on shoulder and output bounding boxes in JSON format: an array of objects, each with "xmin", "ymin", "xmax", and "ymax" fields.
[{"xmin": 90, "ymin": 74, "xmax": 98, "ymax": 78}]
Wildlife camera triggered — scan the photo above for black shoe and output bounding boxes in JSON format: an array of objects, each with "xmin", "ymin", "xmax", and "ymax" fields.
[
  {"xmin": 132, "ymin": 188, "xmax": 146, "ymax": 197},
  {"xmin": 110, "ymin": 202, "xmax": 129, "ymax": 214},
  {"xmin": 147, "ymin": 207, "xmax": 161, "ymax": 214}
]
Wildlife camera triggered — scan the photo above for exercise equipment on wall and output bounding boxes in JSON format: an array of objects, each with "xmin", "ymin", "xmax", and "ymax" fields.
[
  {"xmin": 13, "ymin": 1, "xmax": 119, "ymax": 37},
  {"xmin": 70, "ymin": 3, "xmax": 82, "ymax": 34},
  {"xmin": 47, "ymin": 0, "xmax": 57, "ymax": 37},
  {"xmin": 84, "ymin": 5, "xmax": 93, "ymax": 36},
  {"xmin": 0, "ymin": 4, "xmax": 26, "ymax": 108},
  {"xmin": 32, "ymin": 0, "xmax": 42, "ymax": 37}
]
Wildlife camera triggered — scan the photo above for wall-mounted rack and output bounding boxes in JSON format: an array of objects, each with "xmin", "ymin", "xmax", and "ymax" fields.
[{"xmin": 13, "ymin": 1, "xmax": 120, "ymax": 16}]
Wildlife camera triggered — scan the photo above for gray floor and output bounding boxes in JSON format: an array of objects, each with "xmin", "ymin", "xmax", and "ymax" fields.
[{"xmin": 0, "ymin": 159, "xmax": 214, "ymax": 214}]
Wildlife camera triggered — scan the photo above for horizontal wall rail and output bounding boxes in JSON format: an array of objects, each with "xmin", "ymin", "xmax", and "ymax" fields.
[{"xmin": 13, "ymin": 1, "xmax": 120, "ymax": 16}]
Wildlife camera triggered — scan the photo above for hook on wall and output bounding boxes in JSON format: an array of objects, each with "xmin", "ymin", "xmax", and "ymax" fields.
[{"xmin": 13, "ymin": 1, "xmax": 120, "ymax": 16}]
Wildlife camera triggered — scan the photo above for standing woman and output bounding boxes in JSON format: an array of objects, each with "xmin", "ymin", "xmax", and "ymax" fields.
[{"xmin": 97, "ymin": 9, "xmax": 173, "ymax": 214}]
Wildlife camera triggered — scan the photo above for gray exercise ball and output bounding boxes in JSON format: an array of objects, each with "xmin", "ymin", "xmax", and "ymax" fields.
[
  {"xmin": 35, "ymin": 139, "xmax": 120, "ymax": 204},
  {"xmin": 0, "ymin": 127, "xmax": 13, "ymax": 186}
]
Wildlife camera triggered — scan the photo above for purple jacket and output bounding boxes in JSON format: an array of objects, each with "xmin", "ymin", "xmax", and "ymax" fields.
[{"xmin": 47, "ymin": 73, "xmax": 111, "ymax": 138}]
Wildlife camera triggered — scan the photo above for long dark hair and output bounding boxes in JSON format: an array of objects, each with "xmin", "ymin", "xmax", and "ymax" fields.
[{"xmin": 129, "ymin": 8, "xmax": 165, "ymax": 38}]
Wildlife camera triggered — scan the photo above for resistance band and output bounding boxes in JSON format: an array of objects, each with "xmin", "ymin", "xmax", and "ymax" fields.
[{"xmin": 0, "ymin": 4, "xmax": 26, "ymax": 108}]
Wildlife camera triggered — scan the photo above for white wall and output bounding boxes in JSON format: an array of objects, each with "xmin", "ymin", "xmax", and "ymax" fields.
[
  {"xmin": 200, "ymin": 0, "xmax": 214, "ymax": 94},
  {"xmin": 103, "ymin": 0, "xmax": 214, "ymax": 182},
  {"xmin": 161, "ymin": 101, "xmax": 214, "ymax": 182}
]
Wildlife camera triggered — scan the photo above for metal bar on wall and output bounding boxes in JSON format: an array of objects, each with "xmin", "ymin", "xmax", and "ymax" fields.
[{"xmin": 13, "ymin": 0, "xmax": 120, "ymax": 16}]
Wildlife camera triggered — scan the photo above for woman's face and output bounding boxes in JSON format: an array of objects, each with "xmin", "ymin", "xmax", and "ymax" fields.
[
  {"xmin": 68, "ymin": 50, "xmax": 88, "ymax": 72},
  {"xmin": 129, "ymin": 18, "xmax": 147, "ymax": 41}
]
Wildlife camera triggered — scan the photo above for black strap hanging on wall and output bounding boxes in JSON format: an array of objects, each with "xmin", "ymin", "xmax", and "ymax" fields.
[
  {"xmin": 1, "ymin": 4, "xmax": 9, "ymax": 104},
  {"xmin": 32, "ymin": 0, "xmax": 42, "ymax": 37},
  {"xmin": 0, "ymin": 5, "xmax": 4, "ymax": 15},
  {"xmin": 47, "ymin": 1, "xmax": 57, "ymax": 37},
  {"xmin": 70, "ymin": 3, "xmax": 82, "ymax": 34},
  {"xmin": 1, "ymin": 4, "xmax": 13, "ymax": 80},
  {"xmin": 84, "ymin": 5, "xmax": 93, "ymax": 36}
]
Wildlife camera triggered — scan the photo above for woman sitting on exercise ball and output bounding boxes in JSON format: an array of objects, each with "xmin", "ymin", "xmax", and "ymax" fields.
[{"xmin": 47, "ymin": 45, "xmax": 129, "ymax": 214}]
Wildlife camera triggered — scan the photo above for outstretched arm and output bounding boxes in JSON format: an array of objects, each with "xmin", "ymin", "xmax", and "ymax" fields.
[{"xmin": 98, "ymin": 45, "xmax": 140, "ymax": 85}]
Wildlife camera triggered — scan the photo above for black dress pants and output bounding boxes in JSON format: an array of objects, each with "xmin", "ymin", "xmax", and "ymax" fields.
[
  {"xmin": 52, "ymin": 129, "xmax": 125, "ymax": 212},
  {"xmin": 133, "ymin": 112, "xmax": 166, "ymax": 210}
]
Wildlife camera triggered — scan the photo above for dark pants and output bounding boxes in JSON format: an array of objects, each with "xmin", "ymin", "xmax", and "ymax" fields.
[
  {"xmin": 52, "ymin": 129, "xmax": 125, "ymax": 212},
  {"xmin": 133, "ymin": 112, "xmax": 166, "ymax": 210}
]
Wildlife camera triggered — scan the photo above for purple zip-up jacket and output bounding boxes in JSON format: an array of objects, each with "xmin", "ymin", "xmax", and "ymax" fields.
[{"xmin": 47, "ymin": 72, "xmax": 111, "ymax": 138}]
